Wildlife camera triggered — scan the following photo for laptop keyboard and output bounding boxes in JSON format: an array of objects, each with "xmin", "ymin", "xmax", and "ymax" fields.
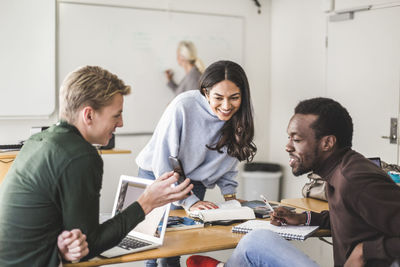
[{"xmin": 118, "ymin": 236, "xmax": 151, "ymax": 250}]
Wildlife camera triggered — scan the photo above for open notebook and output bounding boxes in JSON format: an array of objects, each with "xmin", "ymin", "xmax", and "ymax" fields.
[{"xmin": 232, "ymin": 220, "xmax": 319, "ymax": 241}]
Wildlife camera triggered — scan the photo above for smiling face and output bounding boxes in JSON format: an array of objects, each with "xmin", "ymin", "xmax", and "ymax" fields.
[
  {"xmin": 286, "ymin": 114, "xmax": 323, "ymax": 176},
  {"xmin": 87, "ymin": 93, "xmax": 124, "ymax": 145},
  {"xmin": 204, "ymin": 80, "xmax": 241, "ymax": 121}
]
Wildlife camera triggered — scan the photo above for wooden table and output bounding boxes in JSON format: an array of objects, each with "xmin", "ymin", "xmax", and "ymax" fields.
[
  {"xmin": 0, "ymin": 151, "xmax": 18, "ymax": 184},
  {"xmin": 0, "ymin": 149, "xmax": 131, "ymax": 185},
  {"xmin": 281, "ymin": 198, "xmax": 329, "ymax": 213},
  {"xmin": 65, "ymin": 210, "xmax": 243, "ymax": 267},
  {"xmin": 65, "ymin": 204, "xmax": 332, "ymax": 267}
]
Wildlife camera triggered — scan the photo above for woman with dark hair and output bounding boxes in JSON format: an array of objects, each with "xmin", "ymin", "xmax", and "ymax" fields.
[{"xmin": 135, "ymin": 60, "xmax": 256, "ymax": 267}]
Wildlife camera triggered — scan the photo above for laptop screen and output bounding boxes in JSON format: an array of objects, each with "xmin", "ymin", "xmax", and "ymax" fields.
[{"xmin": 112, "ymin": 175, "xmax": 170, "ymax": 243}]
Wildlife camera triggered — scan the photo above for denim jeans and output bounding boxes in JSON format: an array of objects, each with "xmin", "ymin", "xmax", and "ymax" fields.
[
  {"xmin": 225, "ymin": 229, "xmax": 319, "ymax": 267},
  {"xmin": 138, "ymin": 168, "xmax": 206, "ymax": 267}
]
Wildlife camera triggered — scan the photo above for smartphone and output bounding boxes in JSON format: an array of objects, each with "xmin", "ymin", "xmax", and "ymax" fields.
[
  {"xmin": 168, "ymin": 156, "xmax": 187, "ymax": 185},
  {"xmin": 168, "ymin": 156, "xmax": 191, "ymax": 196}
]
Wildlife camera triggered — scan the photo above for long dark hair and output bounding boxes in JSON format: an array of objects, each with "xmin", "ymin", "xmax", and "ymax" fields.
[{"xmin": 199, "ymin": 60, "xmax": 256, "ymax": 162}]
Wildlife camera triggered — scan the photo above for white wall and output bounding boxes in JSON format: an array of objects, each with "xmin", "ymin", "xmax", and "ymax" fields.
[
  {"xmin": 269, "ymin": 0, "xmax": 327, "ymax": 199},
  {"xmin": 269, "ymin": 1, "xmax": 333, "ymax": 266}
]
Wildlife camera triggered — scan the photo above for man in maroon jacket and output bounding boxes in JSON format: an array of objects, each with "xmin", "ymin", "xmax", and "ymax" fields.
[{"xmin": 187, "ymin": 97, "xmax": 400, "ymax": 267}]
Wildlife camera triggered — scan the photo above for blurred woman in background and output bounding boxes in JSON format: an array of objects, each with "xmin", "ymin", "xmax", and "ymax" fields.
[{"xmin": 165, "ymin": 40, "xmax": 205, "ymax": 95}]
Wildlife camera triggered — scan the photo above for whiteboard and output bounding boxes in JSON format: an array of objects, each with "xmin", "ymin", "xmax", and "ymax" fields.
[
  {"xmin": 0, "ymin": 0, "xmax": 55, "ymax": 117},
  {"xmin": 58, "ymin": 3, "xmax": 244, "ymax": 133}
]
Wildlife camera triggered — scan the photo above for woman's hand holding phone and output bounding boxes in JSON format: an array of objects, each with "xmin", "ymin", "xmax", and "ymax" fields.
[{"xmin": 168, "ymin": 156, "xmax": 192, "ymax": 196}]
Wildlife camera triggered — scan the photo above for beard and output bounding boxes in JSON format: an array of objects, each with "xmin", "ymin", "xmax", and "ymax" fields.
[
  {"xmin": 292, "ymin": 165, "xmax": 310, "ymax": 176},
  {"xmin": 291, "ymin": 146, "xmax": 320, "ymax": 176}
]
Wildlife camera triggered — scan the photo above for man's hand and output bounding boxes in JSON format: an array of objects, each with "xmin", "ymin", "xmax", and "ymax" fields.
[
  {"xmin": 138, "ymin": 171, "xmax": 193, "ymax": 214},
  {"xmin": 189, "ymin": 201, "xmax": 218, "ymax": 211},
  {"xmin": 270, "ymin": 206, "xmax": 306, "ymax": 226},
  {"xmin": 344, "ymin": 243, "xmax": 364, "ymax": 267},
  {"xmin": 58, "ymin": 229, "xmax": 89, "ymax": 262}
]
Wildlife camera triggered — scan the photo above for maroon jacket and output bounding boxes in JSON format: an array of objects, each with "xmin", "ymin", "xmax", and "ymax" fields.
[{"xmin": 310, "ymin": 148, "xmax": 400, "ymax": 266}]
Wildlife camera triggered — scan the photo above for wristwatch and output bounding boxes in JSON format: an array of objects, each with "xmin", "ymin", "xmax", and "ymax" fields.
[{"xmin": 223, "ymin": 193, "xmax": 236, "ymax": 199}]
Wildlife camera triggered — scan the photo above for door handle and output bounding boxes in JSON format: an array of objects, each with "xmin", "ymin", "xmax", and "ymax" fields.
[
  {"xmin": 381, "ymin": 135, "xmax": 397, "ymax": 140},
  {"xmin": 381, "ymin": 118, "xmax": 398, "ymax": 144}
]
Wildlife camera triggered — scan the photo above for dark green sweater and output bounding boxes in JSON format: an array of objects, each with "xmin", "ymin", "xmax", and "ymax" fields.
[{"xmin": 0, "ymin": 121, "xmax": 145, "ymax": 266}]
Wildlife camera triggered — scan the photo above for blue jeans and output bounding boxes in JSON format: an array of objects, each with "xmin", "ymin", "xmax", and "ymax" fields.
[
  {"xmin": 138, "ymin": 168, "xmax": 206, "ymax": 267},
  {"xmin": 226, "ymin": 229, "xmax": 319, "ymax": 267}
]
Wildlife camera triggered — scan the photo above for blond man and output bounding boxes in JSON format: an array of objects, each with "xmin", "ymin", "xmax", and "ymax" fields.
[{"xmin": 0, "ymin": 66, "xmax": 192, "ymax": 266}]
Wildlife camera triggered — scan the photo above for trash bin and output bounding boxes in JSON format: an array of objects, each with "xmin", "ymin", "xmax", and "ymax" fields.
[{"xmin": 242, "ymin": 162, "xmax": 282, "ymax": 201}]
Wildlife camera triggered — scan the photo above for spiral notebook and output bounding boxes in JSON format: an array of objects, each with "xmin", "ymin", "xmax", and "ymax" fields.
[{"xmin": 232, "ymin": 220, "xmax": 319, "ymax": 241}]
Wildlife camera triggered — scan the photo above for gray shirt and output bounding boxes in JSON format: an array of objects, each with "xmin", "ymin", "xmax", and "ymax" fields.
[{"xmin": 167, "ymin": 66, "xmax": 201, "ymax": 95}]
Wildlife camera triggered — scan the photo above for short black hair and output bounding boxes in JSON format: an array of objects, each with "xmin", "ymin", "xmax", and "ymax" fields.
[{"xmin": 295, "ymin": 97, "xmax": 353, "ymax": 148}]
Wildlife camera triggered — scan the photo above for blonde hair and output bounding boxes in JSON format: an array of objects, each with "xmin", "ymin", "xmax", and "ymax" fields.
[
  {"xmin": 177, "ymin": 41, "xmax": 205, "ymax": 73},
  {"xmin": 59, "ymin": 66, "xmax": 131, "ymax": 123}
]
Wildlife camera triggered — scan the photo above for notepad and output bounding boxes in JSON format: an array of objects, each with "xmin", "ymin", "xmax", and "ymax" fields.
[{"xmin": 232, "ymin": 220, "xmax": 319, "ymax": 241}]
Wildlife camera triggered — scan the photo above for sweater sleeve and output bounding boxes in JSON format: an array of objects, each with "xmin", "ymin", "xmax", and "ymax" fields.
[
  {"xmin": 142, "ymin": 101, "xmax": 196, "ymax": 209},
  {"xmin": 309, "ymin": 210, "xmax": 331, "ymax": 229},
  {"xmin": 58, "ymin": 154, "xmax": 145, "ymax": 259},
  {"xmin": 215, "ymin": 162, "xmax": 238, "ymax": 195},
  {"xmin": 148, "ymin": 102, "xmax": 182, "ymax": 178},
  {"xmin": 167, "ymin": 80, "xmax": 178, "ymax": 91},
  {"xmin": 352, "ymin": 179, "xmax": 400, "ymax": 261}
]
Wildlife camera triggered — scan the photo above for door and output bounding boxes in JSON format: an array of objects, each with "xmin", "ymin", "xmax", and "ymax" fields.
[{"xmin": 326, "ymin": 6, "xmax": 400, "ymax": 164}]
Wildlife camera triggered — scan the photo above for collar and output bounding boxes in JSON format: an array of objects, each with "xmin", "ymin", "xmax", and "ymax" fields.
[
  {"xmin": 56, "ymin": 120, "xmax": 84, "ymax": 138},
  {"xmin": 313, "ymin": 147, "xmax": 351, "ymax": 181}
]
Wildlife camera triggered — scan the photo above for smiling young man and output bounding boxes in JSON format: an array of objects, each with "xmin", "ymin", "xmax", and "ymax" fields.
[
  {"xmin": 187, "ymin": 97, "xmax": 400, "ymax": 267},
  {"xmin": 0, "ymin": 66, "xmax": 193, "ymax": 267}
]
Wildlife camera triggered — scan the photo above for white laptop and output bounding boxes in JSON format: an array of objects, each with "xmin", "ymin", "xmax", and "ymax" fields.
[{"xmin": 101, "ymin": 175, "xmax": 171, "ymax": 258}]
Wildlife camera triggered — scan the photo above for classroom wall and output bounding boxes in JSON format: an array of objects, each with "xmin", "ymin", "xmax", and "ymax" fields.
[
  {"xmin": 269, "ymin": 1, "xmax": 334, "ymax": 266},
  {"xmin": 269, "ymin": 0, "xmax": 327, "ymax": 199}
]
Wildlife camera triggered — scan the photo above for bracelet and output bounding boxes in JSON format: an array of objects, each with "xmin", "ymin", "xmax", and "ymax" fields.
[
  {"xmin": 304, "ymin": 211, "xmax": 311, "ymax": 226},
  {"xmin": 223, "ymin": 194, "xmax": 236, "ymax": 199}
]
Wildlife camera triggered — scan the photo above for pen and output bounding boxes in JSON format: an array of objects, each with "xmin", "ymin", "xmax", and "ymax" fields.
[{"xmin": 260, "ymin": 194, "xmax": 275, "ymax": 212}]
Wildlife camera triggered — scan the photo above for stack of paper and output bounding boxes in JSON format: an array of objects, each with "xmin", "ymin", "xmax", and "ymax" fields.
[{"xmin": 188, "ymin": 200, "xmax": 255, "ymax": 223}]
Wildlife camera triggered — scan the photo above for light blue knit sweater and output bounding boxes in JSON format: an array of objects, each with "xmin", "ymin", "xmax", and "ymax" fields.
[{"xmin": 136, "ymin": 90, "xmax": 239, "ymax": 209}]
